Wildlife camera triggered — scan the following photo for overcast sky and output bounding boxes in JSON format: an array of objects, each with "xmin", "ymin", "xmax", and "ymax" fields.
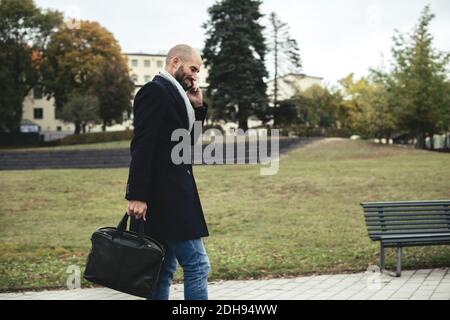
[{"xmin": 34, "ymin": 0, "xmax": 450, "ymax": 86}]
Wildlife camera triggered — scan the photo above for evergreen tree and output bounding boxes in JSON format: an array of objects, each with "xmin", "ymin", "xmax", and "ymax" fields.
[
  {"xmin": 203, "ymin": 0, "xmax": 269, "ymax": 131},
  {"xmin": 387, "ymin": 5, "xmax": 449, "ymax": 149},
  {"xmin": 267, "ymin": 12, "xmax": 302, "ymax": 110}
]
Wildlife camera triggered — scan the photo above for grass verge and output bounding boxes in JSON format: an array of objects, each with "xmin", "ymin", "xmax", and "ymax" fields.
[{"xmin": 0, "ymin": 139, "xmax": 449, "ymax": 291}]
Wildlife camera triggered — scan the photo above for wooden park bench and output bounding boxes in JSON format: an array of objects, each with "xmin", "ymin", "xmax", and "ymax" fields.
[{"xmin": 361, "ymin": 200, "xmax": 450, "ymax": 277}]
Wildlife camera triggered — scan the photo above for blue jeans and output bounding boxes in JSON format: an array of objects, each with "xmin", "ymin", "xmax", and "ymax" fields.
[{"xmin": 150, "ymin": 239, "xmax": 211, "ymax": 300}]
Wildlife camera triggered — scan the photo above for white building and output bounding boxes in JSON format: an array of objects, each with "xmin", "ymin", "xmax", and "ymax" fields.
[
  {"xmin": 266, "ymin": 73, "xmax": 323, "ymax": 102},
  {"xmin": 21, "ymin": 88, "xmax": 75, "ymax": 142},
  {"xmin": 126, "ymin": 52, "xmax": 209, "ymax": 95}
]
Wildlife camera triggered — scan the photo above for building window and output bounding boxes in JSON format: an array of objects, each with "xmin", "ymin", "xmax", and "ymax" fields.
[
  {"xmin": 34, "ymin": 108, "xmax": 44, "ymax": 120},
  {"xmin": 144, "ymin": 60, "xmax": 151, "ymax": 67},
  {"xmin": 131, "ymin": 74, "xmax": 138, "ymax": 83},
  {"xmin": 157, "ymin": 60, "xmax": 163, "ymax": 68},
  {"xmin": 144, "ymin": 75, "xmax": 152, "ymax": 83},
  {"xmin": 57, "ymin": 126, "xmax": 62, "ymax": 132},
  {"xmin": 131, "ymin": 59, "xmax": 138, "ymax": 67},
  {"xmin": 33, "ymin": 87, "xmax": 43, "ymax": 100}
]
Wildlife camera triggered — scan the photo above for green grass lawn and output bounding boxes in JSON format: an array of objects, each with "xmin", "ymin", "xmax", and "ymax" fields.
[{"xmin": 0, "ymin": 139, "xmax": 449, "ymax": 292}]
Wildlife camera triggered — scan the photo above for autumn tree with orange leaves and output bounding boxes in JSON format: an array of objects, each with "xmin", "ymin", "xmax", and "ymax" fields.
[{"xmin": 42, "ymin": 21, "xmax": 133, "ymax": 134}]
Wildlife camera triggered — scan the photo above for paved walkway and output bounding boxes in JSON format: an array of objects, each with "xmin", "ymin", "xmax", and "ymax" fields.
[{"xmin": 1, "ymin": 268, "xmax": 449, "ymax": 300}]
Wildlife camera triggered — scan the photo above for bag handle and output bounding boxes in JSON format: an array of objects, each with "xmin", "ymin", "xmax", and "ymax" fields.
[{"xmin": 114, "ymin": 213, "xmax": 146, "ymax": 245}]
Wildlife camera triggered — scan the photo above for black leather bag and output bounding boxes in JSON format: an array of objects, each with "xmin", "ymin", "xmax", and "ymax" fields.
[{"xmin": 84, "ymin": 214, "xmax": 165, "ymax": 298}]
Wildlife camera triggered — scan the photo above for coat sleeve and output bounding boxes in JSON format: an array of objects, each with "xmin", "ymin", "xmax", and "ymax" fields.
[
  {"xmin": 125, "ymin": 83, "xmax": 168, "ymax": 202},
  {"xmin": 191, "ymin": 103, "xmax": 208, "ymax": 145},
  {"xmin": 194, "ymin": 103, "xmax": 208, "ymax": 124}
]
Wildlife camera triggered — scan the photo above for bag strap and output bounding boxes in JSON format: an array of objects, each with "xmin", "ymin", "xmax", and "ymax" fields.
[{"xmin": 115, "ymin": 213, "xmax": 146, "ymax": 244}]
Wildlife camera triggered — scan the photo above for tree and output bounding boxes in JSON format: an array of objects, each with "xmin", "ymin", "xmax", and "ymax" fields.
[
  {"xmin": 0, "ymin": 0, "xmax": 62, "ymax": 132},
  {"xmin": 60, "ymin": 92, "xmax": 100, "ymax": 134},
  {"xmin": 300, "ymin": 85, "xmax": 343, "ymax": 129},
  {"xmin": 267, "ymin": 12, "xmax": 302, "ymax": 109},
  {"xmin": 273, "ymin": 98, "xmax": 299, "ymax": 126},
  {"xmin": 203, "ymin": 0, "xmax": 269, "ymax": 131},
  {"xmin": 339, "ymin": 73, "xmax": 395, "ymax": 140},
  {"xmin": 42, "ymin": 21, "xmax": 131, "ymax": 116},
  {"xmin": 441, "ymin": 81, "xmax": 450, "ymax": 150},
  {"xmin": 273, "ymin": 84, "xmax": 344, "ymax": 132},
  {"xmin": 94, "ymin": 60, "xmax": 134, "ymax": 131},
  {"xmin": 385, "ymin": 5, "xmax": 450, "ymax": 149}
]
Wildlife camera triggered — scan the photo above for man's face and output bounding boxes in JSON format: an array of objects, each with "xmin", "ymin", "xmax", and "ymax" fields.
[{"xmin": 174, "ymin": 57, "xmax": 202, "ymax": 91}]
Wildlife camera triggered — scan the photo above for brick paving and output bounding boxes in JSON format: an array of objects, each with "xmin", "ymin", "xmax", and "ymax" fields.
[{"xmin": 1, "ymin": 268, "xmax": 449, "ymax": 300}]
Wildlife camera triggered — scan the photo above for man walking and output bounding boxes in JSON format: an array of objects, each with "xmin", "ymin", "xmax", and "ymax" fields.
[{"xmin": 125, "ymin": 45, "xmax": 210, "ymax": 300}]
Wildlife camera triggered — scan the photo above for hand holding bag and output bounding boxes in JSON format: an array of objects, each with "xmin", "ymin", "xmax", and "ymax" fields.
[{"xmin": 84, "ymin": 213, "xmax": 165, "ymax": 298}]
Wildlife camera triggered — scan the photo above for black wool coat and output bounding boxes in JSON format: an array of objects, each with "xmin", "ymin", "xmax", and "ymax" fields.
[{"xmin": 125, "ymin": 75, "xmax": 209, "ymax": 240}]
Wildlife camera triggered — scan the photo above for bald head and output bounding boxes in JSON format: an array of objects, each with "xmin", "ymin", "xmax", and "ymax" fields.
[
  {"xmin": 166, "ymin": 44, "xmax": 202, "ymax": 67},
  {"xmin": 165, "ymin": 44, "xmax": 203, "ymax": 91}
]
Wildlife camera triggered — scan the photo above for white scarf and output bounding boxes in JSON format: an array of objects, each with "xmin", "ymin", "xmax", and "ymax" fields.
[{"xmin": 159, "ymin": 70, "xmax": 195, "ymax": 133}]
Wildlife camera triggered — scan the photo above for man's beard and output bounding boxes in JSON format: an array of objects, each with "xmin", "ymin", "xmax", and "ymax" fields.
[{"xmin": 174, "ymin": 65, "xmax": 193, "ymax": 91}]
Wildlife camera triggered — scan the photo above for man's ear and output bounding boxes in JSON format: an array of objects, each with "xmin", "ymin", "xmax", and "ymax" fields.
[{"xmin": 173, "ymin": 57, "xmax": 181, "ymax": 67}]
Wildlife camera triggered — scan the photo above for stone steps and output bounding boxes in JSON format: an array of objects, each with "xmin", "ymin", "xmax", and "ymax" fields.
[{"xmin": 0, "ymin": 138, "xmax": 319, "ymax": 171}]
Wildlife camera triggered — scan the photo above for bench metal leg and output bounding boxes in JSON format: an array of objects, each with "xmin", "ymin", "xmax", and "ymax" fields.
[
  {"xmin": 395, "ymin": 247, "xmax": 402, "ymax": 277},
  {"xmin": 380, "ymin": 243, "xmax": 385, "ymax": 270}
]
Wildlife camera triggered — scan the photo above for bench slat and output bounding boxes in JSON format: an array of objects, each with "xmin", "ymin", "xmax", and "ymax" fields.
[
  {"xmin": 367, "ymin": 221, "xmax": 450, "ymax": 227},
  {"xmin": 383, "ymin": 240, "xmax": 450, "ymax": 245},
  {"xmin": 363, "ymin": 208, "xmax": 450, "ymax": 213},
  {"xmin": 364, "ymin": 211, "xmax": 450, "ymax": 217},
  {"xmin": 368, "ymin": 227, "xmax": 449, "ymax": 234},
  {"xmin": 382, "ymin": 237, "xmax": 450, "ymax": 243},
  {"xmin": 382, "ymin": 238, "xmax": 450, "ymax": 245},
  {"xmin": 371, "ymin": 236, "xmax": 450, "ymax": 242},
  {"xmin": 365, "ymin": 216, "xmax": 450, "ymax": 222},
  {"xmin": 379, "ymin": 233, "xmax": 450, "ymax": 239},
  {"xmin": 361, "ymin": 200, "xmax": 450, "ymax": 208},
  {"xmin": 382, "ymin": 241, "xmax": 450, "ymax": 248},
  {"xmin": 382, "ymin": 239, "xmax": 450, "ymax": 246},
  {"xmin": 369, "ymin": 229, "xmax": 450, "ymax": 237},
  {"xmin": 382, "ymin": 236, "xmax": 450, "ymax": 240}
]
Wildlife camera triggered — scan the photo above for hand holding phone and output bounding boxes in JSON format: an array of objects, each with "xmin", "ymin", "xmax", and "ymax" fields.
[{"xmin": 186, "ymin": 82, "xmax": 204, "ymax": 108}]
